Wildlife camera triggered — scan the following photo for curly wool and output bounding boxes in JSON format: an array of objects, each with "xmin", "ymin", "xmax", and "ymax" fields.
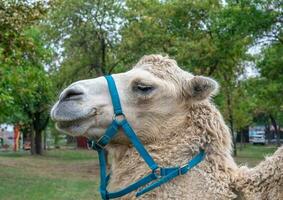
[{"xmin": 105, "ymin": 55, "xmax": 283, "ymax": 200}]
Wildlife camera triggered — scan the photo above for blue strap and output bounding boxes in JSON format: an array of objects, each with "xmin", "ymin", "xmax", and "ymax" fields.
[
  {"xmin": 108, "ymin": 173, "xmax": 157, "ymax": 199},
  {"xmin": 120, "ymin": 120, "xmax": 158, "ymax": 171},
  {"xmin": 93, "ymin": 143, "xmax": 205, "ymax": 199},
  {"xmin": 181, "ymin": 149, "xmax": 205, "ymax": 174},
  {"xmin": 105, "ymin": 75, "xmax": 123, "ymax": 115},
  {"xmin": 96, "ymin": 121, "xmax": 119, "ymax": 148},
  {"xmin": 104, "ymin": 75, "xmax": 158, "ymax": 171},
  {"xmin": 136, "ymin": 149, "xmax": 205, "ymax": 197},
  {"xmin": 97, "ymin": 149, "xmax": 108, "ymax": 200}
]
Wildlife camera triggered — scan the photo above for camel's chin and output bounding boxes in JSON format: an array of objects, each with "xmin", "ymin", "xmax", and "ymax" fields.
[
  {"xmin": 55, "ymin": 121, "xmax": 88, "ymax": 136},
  {"xmin": 55, "ymin": 120, "xmax": 107, "ymax": 138}
]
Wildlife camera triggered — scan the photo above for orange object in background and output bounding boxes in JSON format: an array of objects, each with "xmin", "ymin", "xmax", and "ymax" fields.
[{"xmin": 13, "ymin": 125, "xmax": 20, "ymax": 151}]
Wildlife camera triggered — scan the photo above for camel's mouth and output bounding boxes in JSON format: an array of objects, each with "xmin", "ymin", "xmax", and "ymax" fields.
[
  {"xmin": 53, "ymin": 110, "xmax": 97, "ymax": 123},
  {"xmin": 56, "ymin": 119, "xmax": 82, "ymax": 129},
  {"xmin": 51, "ymin": 101, "xmax": 97, "ymax": 121},
  {"xmin": 51, "ymin": 101, "xmax": 99, "ymax": 136},
  {"xmin": 54, "ymin": 115, "xmax": 108, "ymax": 138},
  {"xmin": 54, "ymin": 115, "xmax": 95, "ymax": 136}
]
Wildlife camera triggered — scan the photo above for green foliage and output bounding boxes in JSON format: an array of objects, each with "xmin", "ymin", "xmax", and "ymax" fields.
[
  {"xmin": 0, "ymin": 1, "xmax": 52, "ymax": 124},
  {"xmin": 0, "ymin": 1, "xmax": 47, "ymax": 62},
  {"xmin": 1, "ymin": 26, "xmax": 54, "ymax": 125},
  {"xmin": 0, "ymin": 1, "xmax": 55, "ymax": 154},
  {"xmin": 43, "ymin": 0, "xmax": 124, "ymax": 90},
  {"xmin": 259, "ymin": 43, "xmax": 283, "ymax": 81},
  {"xmin": 44, "ymin": 0, "xmax": 283, "ymax": 134},
  {"xmin": 251, "ymin": 42, "xmax": 283, "ymax": 126},
  {"xmin": 119, "ymin": 0, "xmax": 224, "ymax": 71}
]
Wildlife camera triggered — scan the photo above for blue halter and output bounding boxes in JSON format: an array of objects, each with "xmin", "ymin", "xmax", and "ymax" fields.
[{"xmin": 88, "ymin": 75, "xmax": 205, "ymax": 200}]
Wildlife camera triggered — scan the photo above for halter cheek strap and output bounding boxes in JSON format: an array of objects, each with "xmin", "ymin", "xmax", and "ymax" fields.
[{"xmin": 89, "ymin": 75, "xmax": 205, "ymax": 200}]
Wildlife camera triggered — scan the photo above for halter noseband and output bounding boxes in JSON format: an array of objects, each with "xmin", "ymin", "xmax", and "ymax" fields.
[{"xmin": 89, "ymin": 75, "xmax": 205, "ymax": 200}]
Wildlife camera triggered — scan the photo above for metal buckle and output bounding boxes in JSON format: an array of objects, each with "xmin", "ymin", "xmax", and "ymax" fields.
[
  {"xmin": 178, "ymin": 167, "xmax": 182, "ymax": 175},
  {"xmin": 87, "ymin": 140, "xmax": 94, "ymax": 150},
  {"xmin": 94, "ymin": 142, "xmax": 104, "ymax": 150},
  {"xmin": 89, "ymin": 141, "xmax": 103, "ymax": 150},
  {"xmin": 95, "ymin": 135, "xmax": 111, "ymax": 149},
  {"xmin": 112, "ymin": 113, "xmax": 126, "ymax": 124},
  {"xmin": 153, "ymin": 168, "xmax": 162, "ymax": 178},
  {"xmin": 178, "ymin": 164, "xmax": 187, "ymax": 175}
]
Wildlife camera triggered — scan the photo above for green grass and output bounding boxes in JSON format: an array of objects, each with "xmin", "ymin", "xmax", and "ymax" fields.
[
  {"xmin": 234, "ymin": 144, "xmax": 278, "ymax": 167},
  {"xmin": 44, "ymin": 149, "xmax": 98, "ymax": 161},
  {"xmin": 0, "ymin": 144, "xmax": 279, "ymax": 200},
  {"xmin": 0, "ymin": 149, "xmax": 100, "ymax": 200}
]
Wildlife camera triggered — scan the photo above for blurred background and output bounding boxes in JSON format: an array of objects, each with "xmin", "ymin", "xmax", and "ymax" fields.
[{"xmin": 0, "ymin": 0, "xmax": 282, "ymax": 199}]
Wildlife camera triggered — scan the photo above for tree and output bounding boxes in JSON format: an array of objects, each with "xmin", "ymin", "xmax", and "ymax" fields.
[
  {"xmin": 43, "ymin": 0, "xmax": 125, "ymax": 90},
  {"xmin": 0, "ymin": 1, "xmax": 46, "ymax": 120},
  {"xmin": 37, "ymin": 0, "xmax": 282, "ymax": 154},
  {"xmin": 0, "ymin": 1, "xmax": 53, "ymax": 155},
  {"xmin": 255, "ymin": 42, "xmax": 283, "ymax": 146}
]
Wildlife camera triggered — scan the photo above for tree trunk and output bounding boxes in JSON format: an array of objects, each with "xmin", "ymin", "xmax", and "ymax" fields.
[
  {"xmin": 265, "ymin": 123, "xmax": 271, "ymax": 144},
  {"xmin": 101, "ymin": 36, "xmax": 106, "ymax": 74},
  {"xmin": 43, "ymin": 130, "xmax": 47, "ymax": 150},
  {"xmin": 278, "ymin": 125, "xmax": 281, "ymax": 146},
  {"xmin": 270, "ymin": 114, "xmax": 280, "ymax": 147},
  {"xmin": 92, "ymin": 62, "xmax": 104, "ymax": 76},
  {"xmin": 31, "ymin": 112, "xmax": 47, "ymax": 155},
  {"xmin": 35, "ymin": 130, "xmax": 43, "ymax": 155},
  {"xmin": 30, "ymin": 128, "xmax": 36, "ymax": 155},
  {"xmin": 227, "ymin": 90, "xmax": 237, "ymax": 156},
  {"xmin": 66, "ymin": 135, "xmax": 75, "ymax": 144},
  {"xmin": 54, "ymin": 132, "xmax": 60, "ymax": 148},
  {"xmin": 90, "ymin": 36, "xmax": 106, "ymax": 77},
  {"xmin": 240, "ymin": 130, "xmax": 244, "ymax": 151}
]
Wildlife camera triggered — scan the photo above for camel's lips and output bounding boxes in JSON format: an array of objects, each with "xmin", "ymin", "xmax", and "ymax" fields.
[
  {"xmin": 56, "ymin": 120, "xmax": 81, "ymax": 129},
  {"xmin": 51, "ymin": 104, "xmax": 98, "ymax": 135},
  {"xmin": 51, "ymin": 102, "xmax": 97, "ymax": 122}
]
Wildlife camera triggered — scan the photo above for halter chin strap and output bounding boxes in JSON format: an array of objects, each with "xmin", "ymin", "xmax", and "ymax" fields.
[{"xmin": 89, "ymin": 75, "xmax": 205, "ymax": 200}]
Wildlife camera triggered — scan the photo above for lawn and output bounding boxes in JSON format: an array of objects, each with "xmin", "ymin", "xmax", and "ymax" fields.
[
  {"xmin": 0, "ymin": 149, "xmax": 100, "ymax": 200},
  {"xmin": 234, "ymin": 144, "xmax": 278, "ymax": 167},
  {"xmin": 0, "ymin": 144, "xmax": 279, "ymax": 200}
]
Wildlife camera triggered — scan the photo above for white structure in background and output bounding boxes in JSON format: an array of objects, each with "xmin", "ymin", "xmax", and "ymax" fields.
[
  {"xmin": 249, "ymin": 126, "xmax": 267, "ymax": 144},
  {"xmin": 0, "ymin": 124, "xmax": 14, "ymax": 147}
]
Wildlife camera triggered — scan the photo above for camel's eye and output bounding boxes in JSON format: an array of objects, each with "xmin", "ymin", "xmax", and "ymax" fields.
[{"xmin": 133, "ymin": 83, "xmax": 154, "ymax": 94}]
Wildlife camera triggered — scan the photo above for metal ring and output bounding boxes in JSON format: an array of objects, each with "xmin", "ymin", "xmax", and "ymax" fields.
[
  {"xmin": 153, "ymin": 168, "xmax": 162, "ymax": 178},
  {"xmin": 178, "ymin": 167, "xmax": 182, "ymax": 175},
  {"xmin": 112, "ymin": 113, "xmax": 126, "ymax": 123},
  {"xmin": 178, "ymin": 164, "xmax": 187, "ymax": 175},
  {"xmin": 97, "ymin": 135, "xmax": 110, "ymax": 144},
  {"xmin": 94, "ymin": 143, "xmax": 104, "ymax": 150}
]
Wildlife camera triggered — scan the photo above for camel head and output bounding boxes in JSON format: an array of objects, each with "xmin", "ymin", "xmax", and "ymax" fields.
[{"xmin": 51, "ymin": 55, "xmax": 218, "ymax": 144}]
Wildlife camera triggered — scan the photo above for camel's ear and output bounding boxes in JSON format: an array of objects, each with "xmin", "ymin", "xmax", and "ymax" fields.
[{"xmin": 185, "ymin": 76, "xmax": 219, "ymax": 101}]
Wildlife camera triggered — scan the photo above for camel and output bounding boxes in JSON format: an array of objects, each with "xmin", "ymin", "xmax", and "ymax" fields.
[{"xmin": 51, "ymin": 55, "xmax": 283, "ymax": 200}]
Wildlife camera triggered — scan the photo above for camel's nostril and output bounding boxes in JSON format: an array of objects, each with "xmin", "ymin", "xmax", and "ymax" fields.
[{"xmin": 60, "ymin": 88, "xmax": 84, "ymax": 101}]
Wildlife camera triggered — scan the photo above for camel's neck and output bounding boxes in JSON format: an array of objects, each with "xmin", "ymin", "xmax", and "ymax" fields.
[
  {"xmin": 106, "ymin": 102, "xmax": 238, "ymax": 196},
  {"xmin": 106, "ymin": 139, "xmax": 236, "ymax": 199}
]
